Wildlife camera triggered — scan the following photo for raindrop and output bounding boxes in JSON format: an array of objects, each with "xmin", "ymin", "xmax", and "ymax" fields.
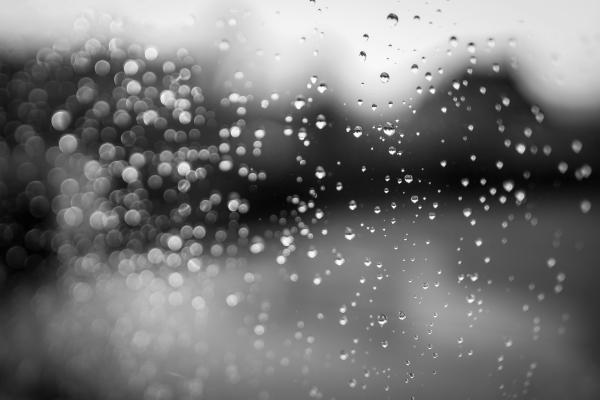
[
  {"xmin": 334, "ymin": 254, "xmax": 346, "ymax": 266},
  {"xmin": 51, "ymin": 110, "xmax": 72, "ymax": 131},
  {"xmin": 386, "ymin": 13, "xmax": 399, "ymax": 26},
  {"xmin": 313, "ymin": 274, "xmax": 323, "ymax": 286},
  {"xmin": 344, "ymin": 227, "xmax": 356, "ymax": 240},
  {"xmin": 315, "ymin": 166, "xmax": 326, "ymax": 179},
  {"xmin": 294, "ymin": 96, "xmax": 307, "ymax": 110},
  {"xmin": 383, "ymin": 123, "xmax": 395, "ymax": 136},
  {"xmin": 315, "ymin": 114, "xmax": 327, "ymax": 129},
  {"xmin": 339, "ymin": 350, "xmax": 349, "ymax": 361},
  {"xmin": 580, "ymin": 199, "xmax": 591, "ymax": 213}
]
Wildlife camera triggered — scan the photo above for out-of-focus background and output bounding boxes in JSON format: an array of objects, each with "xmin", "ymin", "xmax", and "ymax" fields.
[{"xmin": 0, "ymin": 1, "xmax": 599, "ymax": 399}]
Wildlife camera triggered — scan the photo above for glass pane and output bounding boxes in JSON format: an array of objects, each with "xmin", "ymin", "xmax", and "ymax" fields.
[{"xmin": 0, "ymin": 1, "xmax": 598, "ymax": 399}]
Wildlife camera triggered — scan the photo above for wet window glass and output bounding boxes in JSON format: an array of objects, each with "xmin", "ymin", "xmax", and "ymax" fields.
[{"xmin": 0, "ymin": 1, "xmax": 599, "ymax": 399}]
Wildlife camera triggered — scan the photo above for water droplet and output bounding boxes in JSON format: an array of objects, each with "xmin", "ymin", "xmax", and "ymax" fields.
[
  {"xmin": 380, "ymin": 72, "xmax": 390, "ymax": 83},
  {"xmin": 359, "ymin": 51, "xmax": 367, "ymax": 61},
  {"xmin": 344, "ymin": 227, "xmax": 356, "ymax": 240},
  {"xmin": 313, "ymin": 274, "xmax": 323, "ymax": 286},
  {"xmin": 219, "ymin": 39, "xmax": 230, "ymax": 51},
  {"xmin": 315, "ymin": 114, "xmax": 327, "ymax": 129},
  {"xmin": 315, "ymin": 166, "xmax": 326, "ymax": 179},
  {"xmin": 383, "ymin": 123, "xmax": 395, "ymax": 136},
  {"xmin": 503, "ymin": 180, "xmax": 514, "ymax": 192},
  {"xmin": 249, "ymin": 237, "xmax": 265, "ymax": 254},
  {"xmin": 294, "ymin": 96, "xmax": 307, "ymax": 110},
  {"xmin": 580, "ymin": 199, "xmax": 591, "ymax": 213},
  {"xmin": 281, "ymin": 233, "xmax": 294, "ymax": 247},
  {"xmin": 339, "ymin": 350, "xmax": 349, "ymax": 361},
  {"xmin": 386, "ymin": 13, "xmax": 399, "ymax": 26},
  {"xmin": 51, "ymin": 110, "xmax": 72, "ymax": 131}
]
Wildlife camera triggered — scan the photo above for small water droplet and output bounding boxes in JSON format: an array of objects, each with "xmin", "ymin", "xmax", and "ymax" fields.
[
  {"xmin": 377, "ymin": 313, "xmax": 388, "ymax": 327},
  {"xmin": 580, "ymin": 199, "xmax": 591, "ymax": 213},
  {"xmin": 294, "ymin": 95, "xmax": 307, "ymax": 110},
  {"xmin": 383, "ymin": 123, "xmax": 395, "ymax": 136},
  {"xmin": 344, "ymin": 227, "xmax": 356, "ymax": 240},
  {"xmin": 313, "ymin": 274, "xmax": 323, "ymax": 286},
  {"xmin": 315, "ymin": 114, "xmax": 327, "ymax": 129},
  {"xmin": 315, "ymin": 166, "xmax": 326, "ymax": 179}
]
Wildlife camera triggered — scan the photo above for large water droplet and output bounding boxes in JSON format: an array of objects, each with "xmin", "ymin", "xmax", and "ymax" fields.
[{"xmin": 386, "ymin": 13, "xmax": 399, "ymax": 26}]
